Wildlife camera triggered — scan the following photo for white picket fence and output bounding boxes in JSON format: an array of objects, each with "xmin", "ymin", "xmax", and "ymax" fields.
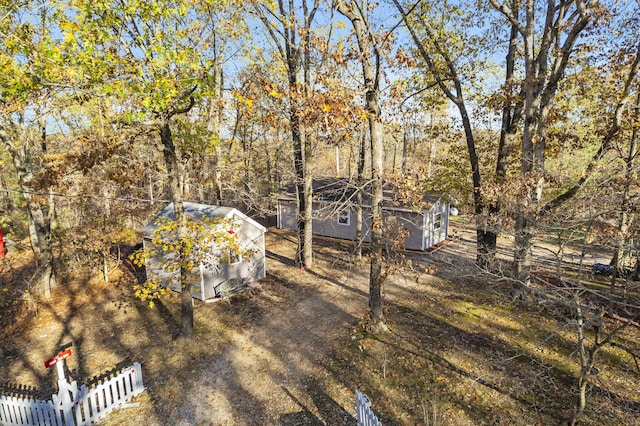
[
  {"xmin": 0, "ymin": 362, "xmax": 144, "ymax": 426},
  {"xmin": 356, "ymin": 389, "xmax": 382, "ymax": 426},
  {"xmin": 0, "ymin": 397, "xmax": 57, "ymax": 426}
]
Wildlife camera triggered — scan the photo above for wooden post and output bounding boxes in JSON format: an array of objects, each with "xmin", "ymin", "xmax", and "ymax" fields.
[
  {"xmin": 45, "ymin": 348, "xmax": 76, "ymax": 424},
  {"xmin": 44, "ymin": 348, "xmax": 72, "ymax": 380}
]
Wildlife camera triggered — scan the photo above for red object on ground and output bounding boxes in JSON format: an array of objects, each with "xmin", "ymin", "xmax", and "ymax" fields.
[
  {"xmin": 44, "ymin": 348, "xmax": 72, "ymax": 368},
  {"xmin": 0, "ymin": 225, "xmax": 5, "ymax": 258}
]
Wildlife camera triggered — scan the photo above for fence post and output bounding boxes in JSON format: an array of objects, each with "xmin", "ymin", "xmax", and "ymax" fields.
[
  {"xmin": 44, "ymin": 346, "xmax": 78, "ymax": 425},
  {"xmin": 1, "ymin": 358, "xmax": 144, "ymax": 426}
]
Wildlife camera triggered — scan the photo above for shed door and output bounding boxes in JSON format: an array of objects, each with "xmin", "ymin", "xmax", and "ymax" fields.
[
  {"xmin": 278, "ymin": 200, "xmax": 297, "ymax": 230},
  {"xmin": 424, "ymin": 211, "xmax": 446, "ymax": 249}
]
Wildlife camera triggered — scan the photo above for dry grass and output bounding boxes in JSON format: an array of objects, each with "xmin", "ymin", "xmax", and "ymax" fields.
[{"xmin": 1, "ymin": 222, "xmax": 639, "ymax": 425}]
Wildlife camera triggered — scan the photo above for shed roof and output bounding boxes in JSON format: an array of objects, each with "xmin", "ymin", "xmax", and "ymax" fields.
[
  {"xmin": 278, "ymin": 177, "xmax": 444, "ymax": 210},
  {"xmin": 143, "ymin": 202, "xmax": 267, "ymax": 236}
]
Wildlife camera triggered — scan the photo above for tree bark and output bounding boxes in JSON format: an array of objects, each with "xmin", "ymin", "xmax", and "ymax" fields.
[
  {"xmin": 484, "ymin": 10, "xmax": 522, "ymax": 272},
  {"xmin": 302, "ymin": 133, "xmax": 314, "ymax": 267},
  {"xmin": 1, "ymin": 127, "xmax": 56, "ymax": 298},
  {"xmin": 291, "ymin": 88, "xmax": 311, "ymax": 268},
  {"xmin": 490, "ymin": 0, "xmax": 592, "ymax": 285},
  {"xmin": 160, "ymin": 121, "xmax": 192, "ymax": 338},
  {"xmin": 392, "ymin": 0, "xmax": 494, "ymax": 269},
  {"xmin": 213, "ymin": 142, "xmax": 223, "ymax": 204},
  {"xmin": 368, "ymin": 113, "xmax": 386, "ymax": 332},
  {"xmin": 569, "ymin": 303, "xmax": 599, "ymax": 426},
  {"xmin": 611, "ymin": 97, "xmax": 639, "ymax": 289},
  {"xmin": 254, "ymin": 0, "xmax": 319, "ymax": 269},
  {"xmin": 212, "ymin": 52, "xmax": 225, "ymax": 205},
  {"xmin": 336, "ymin": 0, "xmax": 387, "ymax": 332},
  {"xmin": 476, "ymin": 228, "xmax": 498, "ymax": 271},
  {"xmin": 513, "ymin": 214, "xmax": 534, "ymax": 289},
  {"xmin": 355, "ymin": 131, "xmax": 366, "ymax": 264}
]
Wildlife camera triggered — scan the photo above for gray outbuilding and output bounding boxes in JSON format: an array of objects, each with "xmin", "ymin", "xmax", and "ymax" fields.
[
  {"xmin": 143, "ymin": 202, "xmax": 267, "ymax": 301},
  {"xmin": 276, "ymin": 178, "xmax": 449, "ymax": 251}
]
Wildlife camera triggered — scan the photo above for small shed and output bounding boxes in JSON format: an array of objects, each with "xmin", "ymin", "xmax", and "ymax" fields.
[
  {"xmin": 143, "ymin": 202, "xmax": 267, "ymax": 301},
  {"xmin": 277, "ymin": 178, "xmax": 449, "ymax": 251}
]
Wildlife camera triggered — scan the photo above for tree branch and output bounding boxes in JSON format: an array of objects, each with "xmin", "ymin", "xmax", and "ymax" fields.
[
  {"xmin": 391, "ymin": 0, "xmax": 459, "ymax": 104},
  {"xmin": 166, "ymin": 84, "xmax": 198, "ymax": 119},
  {"xmin": 540, "ymin": 40, "xmax": 640, "ymax": 216},
  {"xmin": 489, "ymin": 0, "xmax": 526, "ymax": 37}
]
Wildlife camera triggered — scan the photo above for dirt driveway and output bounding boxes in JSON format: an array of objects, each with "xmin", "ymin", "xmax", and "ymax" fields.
[
  {"xmin": 1, "ymin": 229, "xmax": 394, "ymax": 425},
  {"xmin": 3, "ymin": 220, "xmax": 631, "ymax": 425}
]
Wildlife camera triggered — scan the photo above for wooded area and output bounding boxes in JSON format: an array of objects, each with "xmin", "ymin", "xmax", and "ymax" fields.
[{"xmin": 1, "ymin": 0, "xmax": 639, "ymax": 424}]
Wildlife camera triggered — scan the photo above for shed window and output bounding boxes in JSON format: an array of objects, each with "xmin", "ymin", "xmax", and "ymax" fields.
[
  {"xmin": 434, "ymin": 213, "xmax": 442, "ymax": 230},
  {"xmin": 229, "ymin": 250, "xmax": 242, "ymax": 265},
  {"xmin": 228, "ymin": 218, "xmax": 242, "ymax": 235},
  {"xmin": 337, "ymin": 209, "xmax": 350, "ymax": 225}
]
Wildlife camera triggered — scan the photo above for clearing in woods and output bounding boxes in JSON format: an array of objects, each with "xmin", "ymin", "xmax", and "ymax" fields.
[{"xmin": 0, "ymin": 219, "xmax": 638, "ymax": 425}]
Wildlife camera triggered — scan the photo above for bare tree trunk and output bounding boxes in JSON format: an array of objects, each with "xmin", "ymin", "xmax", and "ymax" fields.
[
  {"xmin": 570, "ymin": 372, "xmax": 590, "ymax": 426},
  {"xmin": 292, "ymin": 102, "xmax": 311, "ymax": 268},
  {"xmin": 1, "ymin": 127, "xmax": 56, "ymax": 298},
  {"xmin": 513, "ymin": 214, "xmax": 534, "ymax": 291},
  {"xmin": 336, "ymin": 0, "xmax": 387, "ymax": 332},
  {"xmin": 302, "ymin": 133, "xmax": 314, "ymax": 267},
  {"xmin": 213, "ymin": 143, "xmax": 223, "ymax": 204},
  {"xmin": 265, "ymin": 144, "xmax": 274, "ymax": 194},
  {"xmin": 569, "ymin": 303, "xmax": 600, "ymax": 426},
  {"xmin": 355, "ymin": 131, "xmax": 366, "ymax": 264},
  {"xmin": 258, "ymin": 0, "xmax": 319, "ymax": 270},
  {"xmin": 148, "ymin": 176, "xmax": 155, "ymax": 205},
  {"xmin": 485, "ymin": 11, "xmax": 522, "ymax": 273},
  {"xmin": 401, "ymin": 132, "xmax": 407, "ymax": 175},
  {"xmin": 611, "ymin": 96, "xmax": 639, "ymax": 289},
  {"xmin": 103, "ymin": 252, "xmax": 110, "ymax": 283},
  {"xmin": 392, "ymin": 0, "xmax": 494, "ymax": 269},
  {"xmin": 213, "ymin": 56, "xmax": 225, "ymax": 205},
  {"xmin": 103, "ymin": 187, "xmax": 111, "ymax": 219},
  {"xmin": 300, "ymin": 1, "xmax": 317, "ymax": 270},
  {"xmin": 368, "ymin": 115, "xmax": 386, "ymax": 332},
  {"xmin": 32, "ymin": 197, "xmax": 56, "ymax": 298},
  {"xmin": 160, "ymin": 120, "xmax": 192, "ymax": 338},
  {"xmin": 241, "ymin": 132, "xmax": 252, "ymax": 206}
]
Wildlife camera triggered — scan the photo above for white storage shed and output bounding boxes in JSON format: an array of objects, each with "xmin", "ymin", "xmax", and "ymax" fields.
[{"xmin": 143, "ymin": 202, "xmax": 267, "ymax": 301}]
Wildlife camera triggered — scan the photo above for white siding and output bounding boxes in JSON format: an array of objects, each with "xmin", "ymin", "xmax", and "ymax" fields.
[{"xmin": 144, "ymin": 203, "xmax": 267, "ymax": 301}]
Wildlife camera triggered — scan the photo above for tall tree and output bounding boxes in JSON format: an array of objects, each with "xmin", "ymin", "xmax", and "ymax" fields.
[
  {"xmin": 395, "ymin": 0, "xmax": 640, "ymax": 285},
  {"xmin": 0, "ymin": 126, "xmax": 57, "ymax": 297},
  {"xmin": 392, "ymin": 0, "xmax": 499, "ymax": 268},
  {"xmin": 76, "ymin": 0, "xmax": 231, "ymax": 337},
  {"xmin": 491, "ymin": 0, "xmax": 640, "ymax": 287},
  {"xmin": 0, "ymin": 1, "xmax": 74, "ymax": 297},
  {"xmin": 335, "ymin": 0, "xmax": 389, "ymax": 331},
  {"xmin": 489, "ymin": 0, "xmax": 591, "ymax": 286},
  {"xmin": 250, "ymin": 0, "xmax": 321, "ymax": 268},
  {"xmin": 611, "ymin": 91, "xmax": 639, "ymax": 285}
]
